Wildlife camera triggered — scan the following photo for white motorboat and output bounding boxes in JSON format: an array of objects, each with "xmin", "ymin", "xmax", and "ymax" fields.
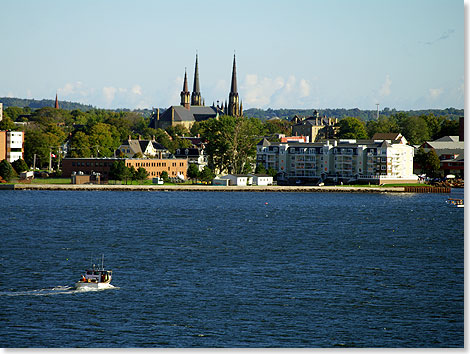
[
  {"xmin": 447, "ymin": 198, "xmax": 464, "ymax": 208},
  {"xmin": 75, "ymin": 255, "xmax": 113, "ymax": 289}
]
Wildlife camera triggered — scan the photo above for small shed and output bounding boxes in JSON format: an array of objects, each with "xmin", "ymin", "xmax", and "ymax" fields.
[
  {"xmin": 249, "ymin": 174, "xmax": 273, "ymax": 186},
  {"xmin": 216, "ymin": 174, "xmax": 250, "ymax": 186}
]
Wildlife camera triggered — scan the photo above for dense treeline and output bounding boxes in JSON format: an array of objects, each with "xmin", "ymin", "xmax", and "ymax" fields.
[
  {"xmin": 0, "ymin": 106, "xmax": 293, "ymax": 173},
  {"xmin": 244, "ymin": 107, "xmax": 464, "ymax": 122},
  {"xmin": 0, "ymin": 102, "xmax": 461, "ymax": 177},
  {"xmin": 336, "ymin": 112, "xmax": 460, "ymax": 145}
]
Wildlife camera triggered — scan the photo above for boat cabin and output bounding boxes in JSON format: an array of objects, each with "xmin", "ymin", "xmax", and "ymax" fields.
[{"xmin": 82, "ymin": 269, "xmax": 112, "ymax": 283}]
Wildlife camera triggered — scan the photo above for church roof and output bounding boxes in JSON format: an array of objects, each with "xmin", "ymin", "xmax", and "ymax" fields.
[{"xmin": 159, "ymin": 105, "xmax": 220, "ymax": 123}]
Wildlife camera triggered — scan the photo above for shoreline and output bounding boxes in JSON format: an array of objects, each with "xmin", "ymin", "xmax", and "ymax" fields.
[{"xmin": 0, "ymin": 184, "xmax": 453, "ymax": 193}]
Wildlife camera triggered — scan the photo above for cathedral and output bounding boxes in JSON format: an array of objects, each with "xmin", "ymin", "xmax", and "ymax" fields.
[{"xmin": 150, "ymin": 54, "xmax": 243, "ymax": 130}]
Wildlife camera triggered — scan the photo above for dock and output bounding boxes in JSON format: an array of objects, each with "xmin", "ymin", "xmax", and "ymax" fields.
[{"xmin": 0, "ymin": 184, "xmax": 452, "ymax": 193}]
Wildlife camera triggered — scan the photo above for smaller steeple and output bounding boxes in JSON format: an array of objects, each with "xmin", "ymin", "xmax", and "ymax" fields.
[
  {"xmin": 55, "ymin": 93, "xmax": 59, "ymax": 109},
  {"xmin": 180, "ymin": 68, "xmax": 191, "ymax": 109},
  {"xmin": 191, "ymin": 53, "xmax": 201, "ymax": 106}
]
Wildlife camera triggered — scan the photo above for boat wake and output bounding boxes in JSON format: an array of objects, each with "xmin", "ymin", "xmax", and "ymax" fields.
[{"xmin": 0, "ymin": 284, "xmax": 118, "ymax": 296}]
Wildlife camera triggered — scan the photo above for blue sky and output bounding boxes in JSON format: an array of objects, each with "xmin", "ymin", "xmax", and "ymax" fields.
[{"xmin": 1, "ymin": 0, "xmax": 464, "ymax": 110}]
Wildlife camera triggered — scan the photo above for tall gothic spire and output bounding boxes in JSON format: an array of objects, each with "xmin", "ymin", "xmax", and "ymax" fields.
[
  {"xmin": 55, "ymin": 93, "xmax": 59, "ymax": 109},
  {"xmin": 191, "ymin": 53, "xmax": 202, "ymax": 106},
  {"xmin": 230, "ymin": 54, "xmax": 238, "ymax": 94},
  {"xmin": 180, "ymin": 68, "xmax": 190, "ymax": 109},
  {"xmin": 228, "ymin": 54, "xmax": 240, "ymax": 116}
]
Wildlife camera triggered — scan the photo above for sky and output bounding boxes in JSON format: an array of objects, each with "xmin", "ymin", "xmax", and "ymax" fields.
[{"xmin": 0, "ymin": 0, "xmax": 465, "ymax": 111}]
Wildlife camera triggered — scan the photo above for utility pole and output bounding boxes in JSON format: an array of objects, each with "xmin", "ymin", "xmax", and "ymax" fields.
[
  {"xmin": 49, "ymin": 147, "xmax": 52, "ymax": 172},
  {"xmin": 33, "ymin": 153, "xmax": 36, "ymax": 170},
  {"xmin": 376, "ymin": 103, "xmax": 380, "ymax": 120}
]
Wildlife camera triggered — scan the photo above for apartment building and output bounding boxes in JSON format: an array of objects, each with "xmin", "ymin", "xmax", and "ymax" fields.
[
  {"xmin": 0, "ymin": 131, "xmax": 24, "ymax": 162},
  {"xmin": 256, "ymin": 137, "xmax": 417, "ymax": 184}
]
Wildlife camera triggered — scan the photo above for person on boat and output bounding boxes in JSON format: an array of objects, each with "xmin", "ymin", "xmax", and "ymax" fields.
[{"xmin": 81, "ymin": 275, "xmax": 86, "ymax": 282}]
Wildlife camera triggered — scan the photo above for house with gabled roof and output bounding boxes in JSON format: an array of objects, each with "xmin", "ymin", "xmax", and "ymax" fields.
[{"xmin": 117, "ymin": 136, "xmax": 170, "ymax": 159}]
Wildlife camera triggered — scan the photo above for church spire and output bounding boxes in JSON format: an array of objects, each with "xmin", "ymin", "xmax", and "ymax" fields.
[
  {"xmin": 230, "ymin": 54, "xmax": 238, "ymax": 94},
  {"xmin": 191, "ymin": 53, "xmax": 202, "ymax": 106},
  {"xmin": 180, "ymin": 68, "xmax": 190, "ymax": 109},
  {"xmin": 55, "ymin": 93, "xmax": 59, "ymax": 109},
  {"xmin": 228, "ymin": 54, "xmax": 240, "ymax": 116}
]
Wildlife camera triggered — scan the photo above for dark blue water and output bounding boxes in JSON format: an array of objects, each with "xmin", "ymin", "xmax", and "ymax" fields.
[{"xmin": 0, "ymin": 189, "xmax": 464, "ymax": 347}]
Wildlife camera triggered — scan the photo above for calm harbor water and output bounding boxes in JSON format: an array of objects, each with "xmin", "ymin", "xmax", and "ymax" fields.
[{"xmin": 0, "ymin": 189, "xmax": 464, "ymax": 347}]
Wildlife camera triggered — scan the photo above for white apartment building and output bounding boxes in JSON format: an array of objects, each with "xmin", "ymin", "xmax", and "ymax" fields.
[
  {"xmin": 0, "ymin": 131, "xmax": 24, "ymax": 163},
  {"xmin": 256, "ymin": 137, "xmax": 417, "ymax": 184}
]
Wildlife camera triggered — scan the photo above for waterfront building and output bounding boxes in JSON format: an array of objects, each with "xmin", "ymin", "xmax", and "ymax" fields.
[
  {"xmin": 216, "ymin": 174, "xmax": 250, "ymax": 186},
  {"xmin": 256, "ymin": 136, "xmax": 417, "ymax": 184},
  {"xmin": 149, "ymin": 54, "xmax": 242, "ymax": 130},
  {"xmin": 291, "ymin": 111, "xmax": 338, "ymax": 142},
  {"xmin": 419, "ymin": 136, "xmax": 464, "ymax": 178},
  {"xmin": 0, "ymin": 130, "xmax": 24, "ymax": 163},
  {"xmin": 62, "ymin": 157, "xmax": 188, "ymax": 180}
]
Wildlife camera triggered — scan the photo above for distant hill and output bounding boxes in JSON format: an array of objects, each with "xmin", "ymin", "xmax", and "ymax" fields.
[
  {"xmin": 243, "ymin": 107, "xmax": 464, "ymax": 121},
  {"xmin": 1, "ymin": 97, "xmax": 463, "ymax": 121},
  {"xmin": 0, "ymin": 97, "xmax": 95, "ymax": 111}
]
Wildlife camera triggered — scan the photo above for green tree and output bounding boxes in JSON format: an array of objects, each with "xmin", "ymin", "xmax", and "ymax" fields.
[
  {"xmin": 160, "ymin": 171, "xmax": 169, "ymax": 182},
  {"xmin": 255, "ymin": 164, "xmax": 267, "ymax": 174},
  {"xmin": 0, "ymin": 115, "xmax": 17, "ymax": 130},
  {"xmin": 109, "ymin": 160, "xmax": 128, "ymax": 182},
  {"xmin": 0, "ymin": 159, "xmax": 15, "ymax": 181},
  {"xmin": 187, "ymin": 163, "xmax": 200, "ymax": 182},
  {"xmin": 11, "ymin": 159, "xmax": 29, "ymax": 173},
  {"xmin": 198, "ymin": 115, "xmax": 264, "ymax": 174},
  {"xmin": 69, "ymin": 131, "xmax": 91, "ymax": 157},
  {"xmin": 199, "ymin": 166, "xmax": 215, "ymax": 183},
  {"xmin": 134, "ymin": 167, "xmax": 149, "ymax": 182},
  {"xmin": 424, "ymin": 150, "xmax": 442, "ymax": 178},
  {"xmin": 165, "ymin": 124, "xmax": 190, "ymax": 139},
  {"xmin": 366, "ymin": 116, "xmax": 399, "ymax": 137},
  {"xmin": 415, "ymin": 148, "xmax": 441, "ymax": 177},
  {"xmin": 439, "ymin": 119, "xmax": 459, "ymax": 137},
  {"xmin": 336, "ymin": 117, "xmax": 368, "ymax": 139},
  {"xmin": 88, "ymin": 122, "xmax": 120, "ymax": 157},
  {"xmin": 399, "ymin": 116, "xmax": 430, "ymax": 145},
  {"xmin": 267, "ymin": 167, "xmax": 278, "ymax": 179}
]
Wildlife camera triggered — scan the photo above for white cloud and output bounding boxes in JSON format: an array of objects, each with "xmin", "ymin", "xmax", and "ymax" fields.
[
  {"xmin": 379, "ymin": 75, "xmax": 392, "ymax": 97},
  {"xmin": 429, "ymin": 88, "xmax": 443, "ymax": 99},
  {"xmin": 102, "ymin": 86, "xmax": 117, "ymax": 106},
  {"xmin": 131, "ymin": 84, "xmax": 142, "ymax": 96},
  {"xmin": 241, "ymin": 74, "xmax": 313, "ymax": 108}
]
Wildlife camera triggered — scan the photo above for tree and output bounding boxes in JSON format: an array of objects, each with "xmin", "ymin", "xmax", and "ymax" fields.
[
  {"xmin": 128, "ymin": 166, "xmax": 137, "ymax": 184},
  {"xmin": 160, "ymin": 171, "xmax": 169, "ymax": 182},
  {"xmin": 88, "ymin": 123, "xmax": 120, "ymax": 157},
  {"xmin": 198, "ymin": 115, "xmax": 264, "ymax": 174},
  {"xmin": 366, "ymin": 116, "xmax": 399, "ymax": 137},
  {"xmin": 199, "ymin": 166, "xmax": 215, "ymax": 183},
  {"xmin": 0, "ymin": 160, "xmax": 15, "ymax": 181},
  {"xmin": 336, "ymin": 117, "xmax": 368, "ymax": 139},
  {"xmin": 399, "ymin": 116, "xmax": 430, "ymax": 145},
  {"xmin": 255, "ymin": 164, "xmax": 267, "ymax": 174},
  {"xmin": 415, "ymin": 148, "xmax": 441, "ymax": 178},
  {"xmin": 134, "ymin": 167, "xmax": 149, "ymax": 182},
  {"xmin": 69, "ymin": 131, "xmax": 91, "ymax": 158},
  {"xmin": 109, "ymin": 160, "xmax": 128, "ymax": 182},
  {"xmin": 12, "ymin": 159, "xmax": 29, "ymax": 173},
  {"xmin": 424, "ymin": 150, "xmax": 442, "ymax": 178},
  {"xmin": 187, "ymin": 163, "xmax": 200, "ymax": 182},
  {"xmin": 439, "ymin": 119, "xmax": 459, "ymax": 137}
]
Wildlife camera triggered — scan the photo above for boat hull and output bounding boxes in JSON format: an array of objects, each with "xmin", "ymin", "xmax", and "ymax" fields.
[{"xmin": 75, "ymin": 281, "xmax": 112, "ymax": 290}]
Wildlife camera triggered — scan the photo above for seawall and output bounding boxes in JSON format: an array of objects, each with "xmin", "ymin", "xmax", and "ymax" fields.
[{"xmin": 0, "ymin": 184, "xmax": 450, "ymax": 193}]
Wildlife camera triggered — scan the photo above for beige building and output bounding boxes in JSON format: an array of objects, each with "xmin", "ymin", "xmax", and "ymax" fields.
[
  {"xmin": 291, "ymin": 111, "xmax": 338, "ymax": 142},
  {"xmin": 62, "ymin": 157, "xmax": 188, "ymax": 180},
  {"xmin": 257, "ymin": 136, "xmax": 417, "ymax": 185}
]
